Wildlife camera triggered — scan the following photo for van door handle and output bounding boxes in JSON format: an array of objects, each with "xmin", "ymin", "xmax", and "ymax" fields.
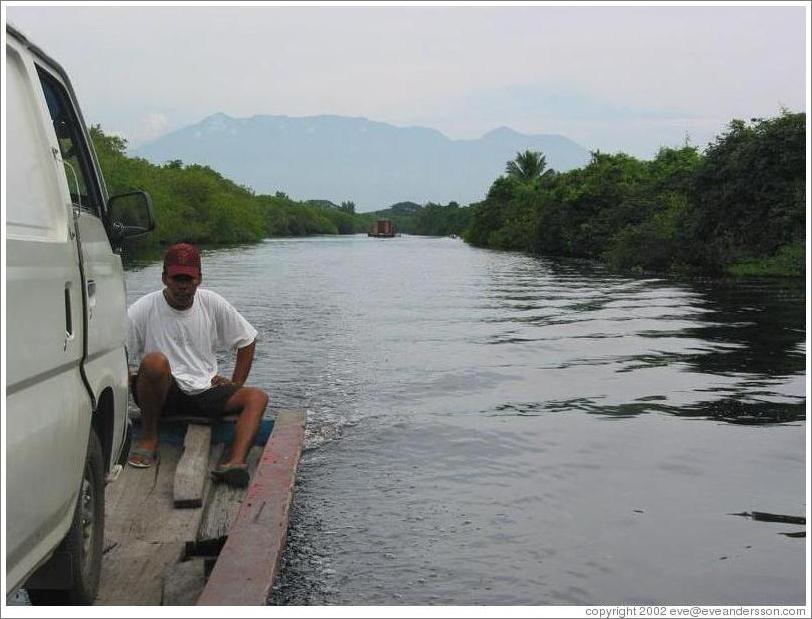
[
  {"xmin": 87, "ymin": 279, "xmax": 96, "ymax": 305},
  {"xmin": 64, "ymin": 283, "xmax": 74, "ymax": 342}
]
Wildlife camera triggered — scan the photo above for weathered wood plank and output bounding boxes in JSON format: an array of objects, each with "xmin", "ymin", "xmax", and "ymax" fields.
[
  {"xmin": 98, "ymin": 413, "xmax": 287, "ymax": 606},
  {"xmin": 97, "ymin": 441, "xmax": 212, "ymax": 605},
  {"xmin": 197, "ymin": 445, "xmax": 263, "ymax": 543},
  {"xmin": 197, "ymin": 409, "xmax": 306, "ymax": 605},
  {"xmin": 104, "ymin": 445, "xmax": 208, "ymax": 543},
  {"xmin": 162, "ymin": 558, "xmax": 207, "ymax": 606},
  {"xmin": 174, "ymin": 424, "xmax": 213, "ymax": 508},
  {"xmin": 96, "ymin": 541, "xmax": 185, "ymax": 605},
  {"xmin": 104, "ymin": 449, "xmax": 167, "ymax": 540}
]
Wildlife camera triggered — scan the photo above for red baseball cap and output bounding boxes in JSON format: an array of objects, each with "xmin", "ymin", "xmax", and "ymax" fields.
[{"xmin": 164, "ymin": 243, "xmax": 201, "ymax": 278}]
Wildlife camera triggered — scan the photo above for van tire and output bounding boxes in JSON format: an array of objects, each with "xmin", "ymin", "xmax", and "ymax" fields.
[{"xmin": 27, "ymin": 429, "xmax": 105, "ymax": 605}]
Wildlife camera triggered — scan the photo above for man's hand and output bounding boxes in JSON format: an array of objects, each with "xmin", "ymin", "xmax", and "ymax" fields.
[
  {"xmin": 211, "ymin": 375, "xmax": 235, "ymax": 387},
  {"xmin": 210, "ymin": 341, "xmax": 255, "ymax": 389}
]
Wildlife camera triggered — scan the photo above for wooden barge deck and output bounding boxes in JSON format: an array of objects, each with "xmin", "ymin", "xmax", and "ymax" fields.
[{"xmin": 96, "ymin": 409, "xmax": 305, "ymax": 605}]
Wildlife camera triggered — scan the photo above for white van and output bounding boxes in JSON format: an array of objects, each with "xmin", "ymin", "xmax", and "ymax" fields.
[{"xmin": 5, "ymin": 24, "xmax": 154, "ymax": 603}]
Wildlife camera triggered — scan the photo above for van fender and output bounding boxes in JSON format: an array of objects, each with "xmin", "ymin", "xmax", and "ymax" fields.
[{"xmin": 85, "ymin": 352, "xmax": 129, "ymax": 476}]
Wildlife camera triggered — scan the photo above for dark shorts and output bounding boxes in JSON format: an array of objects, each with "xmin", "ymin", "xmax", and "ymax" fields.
[{"xmin": 131, "ymin": 373, "xmax": 240, "ymax": 420}]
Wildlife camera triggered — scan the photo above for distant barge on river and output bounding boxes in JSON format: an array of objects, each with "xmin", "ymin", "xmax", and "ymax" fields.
[
  {"xmin": 368, "ymin": 219, "xmax": 396, "ymax": 237},
  {"xmin": 96, "ymin": 409, "xmax": 305, "ymax": 606}
]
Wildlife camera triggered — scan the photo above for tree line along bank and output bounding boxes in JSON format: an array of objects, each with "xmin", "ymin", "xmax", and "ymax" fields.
[{"xmin": 93, "ymin": 110, "xmax": 805, "ymax": 277}]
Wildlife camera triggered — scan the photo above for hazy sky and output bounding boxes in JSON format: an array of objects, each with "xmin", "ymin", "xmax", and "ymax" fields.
[{"xmin": 4, "ymin": 3, "xmax": 809, "ymax": 158}]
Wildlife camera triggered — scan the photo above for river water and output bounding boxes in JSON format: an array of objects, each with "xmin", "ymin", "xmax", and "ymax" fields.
[{"xmin": 124, "ymin": 235, "xmax": 807, "ymax": 606}]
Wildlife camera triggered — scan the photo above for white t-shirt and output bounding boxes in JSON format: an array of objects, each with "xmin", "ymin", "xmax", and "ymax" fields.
[{"xmin": 127, "ymin": 288, "xmax": 258, "ymax": 394}]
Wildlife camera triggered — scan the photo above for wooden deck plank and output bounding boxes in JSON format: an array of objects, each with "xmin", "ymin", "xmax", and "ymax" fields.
[
  {"xmin": 98, "ymin": 412, "xmax": 294, "ymax": 606},
  {"xmin": 196, "ymin": 409, "xmax": 306, "ymax": 606},
  {"xmin": 104, "ymin": 445, "xmax": 208, "ymax": 543},
  {"xmin": 97, "ymin": 541, "xmax": 185, "ymax": 605},
  {"xmin": 173, "ymin": 424, "xmax": 213, "ymax": 508},
  {"xmin": 197, "ymin": 445, "xmax": 263, "ymax": 543},
  {"xmin": 162, "ymin": 558, "xmax": 207, "ymax": 606},
  {"xmin": 98, "ymin": 439, "xmax": 212, "ymax": 604}
]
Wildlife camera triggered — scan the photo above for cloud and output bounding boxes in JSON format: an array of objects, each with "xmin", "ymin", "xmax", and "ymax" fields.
[
  {"xmin": 472, "ymin": 82, "xmax": 702, "ymax": 124},
  {"xmin": 130, "ymin": 112, "xmax": 171, "ymax": 146}
]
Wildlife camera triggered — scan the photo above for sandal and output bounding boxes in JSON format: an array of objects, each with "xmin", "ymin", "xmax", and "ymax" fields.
[
  {"xmin": 211, "ymin": 463, "xmax": 250, "ymax": 488},
  {"xmin": 128, "ymin": 446, "xmax": 159, "ymax": 468}
]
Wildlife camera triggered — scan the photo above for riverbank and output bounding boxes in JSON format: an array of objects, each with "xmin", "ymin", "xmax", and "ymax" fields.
[
  {"xmin": 464, "ymin": 112, "xmax": 806, "ymax": 279},
  {"xmin": 725, "ymin": 244, "xmax": 806, "ymax": 277}
]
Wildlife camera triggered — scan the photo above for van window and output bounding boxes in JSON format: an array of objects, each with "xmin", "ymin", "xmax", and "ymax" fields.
[
  {"xmin": 5, "ymin": 45, "xmax": 67, "ymax": 241},
  {"xmin": 37, "ymin": 68, "xmax": 101, "ymax": 216}
]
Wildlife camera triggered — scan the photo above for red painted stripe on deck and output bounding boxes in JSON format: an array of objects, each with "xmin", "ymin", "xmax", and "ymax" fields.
[{"xmin": 197, "ymin": 409, "xmax": 305, "ymax": 605}]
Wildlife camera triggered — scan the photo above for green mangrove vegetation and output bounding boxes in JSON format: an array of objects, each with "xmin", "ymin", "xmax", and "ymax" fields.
[
  {"xmin": 94, "ymin": 110, "xmax": 805, "ymax": 278},
  {"xmin": 91, "ymin": 126, "xmax": 369, "ymax": 252},
  {"xmin": 465, "ymin": 111, "xmax": 806, "ymax": 277}
]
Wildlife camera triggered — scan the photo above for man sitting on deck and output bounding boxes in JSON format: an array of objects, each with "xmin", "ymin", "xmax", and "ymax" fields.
[{"xmin": 126, "ymin": 242, "xmax": 268, "ymax": 488}]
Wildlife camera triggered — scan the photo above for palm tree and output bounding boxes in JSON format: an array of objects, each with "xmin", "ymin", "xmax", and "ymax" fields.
[{"xmin": 505, "ymin": 150, "xmax": 555, "ymax": 185}]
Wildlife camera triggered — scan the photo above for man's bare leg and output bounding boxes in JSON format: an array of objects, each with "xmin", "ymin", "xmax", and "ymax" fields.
[
  {"xmin": 222, "ymin": 387, "xmax": 269, "ymax": 467},
  {"xmin": 131, "ymin": 352, "xmax": 173, "ymax": 463}
]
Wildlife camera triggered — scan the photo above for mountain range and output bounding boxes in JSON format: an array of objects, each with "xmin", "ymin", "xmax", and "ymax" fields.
[{"xmin": 134, "ymin": 113, "xmax": 592, "ymax": 212}]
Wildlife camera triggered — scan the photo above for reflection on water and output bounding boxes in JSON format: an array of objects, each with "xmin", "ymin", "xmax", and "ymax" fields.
[{"xmin": 124, "ymin": 236, "xmax": 807, "ymax": 605}]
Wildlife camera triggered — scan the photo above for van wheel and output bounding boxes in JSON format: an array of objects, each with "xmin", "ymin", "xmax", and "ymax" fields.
[{"xmin": 28, "ymin": 430, "xmax": 105, "ymax": 605}]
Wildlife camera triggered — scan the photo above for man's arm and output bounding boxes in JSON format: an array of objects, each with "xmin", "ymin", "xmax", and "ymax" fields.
[
  {"xmin": 231, "ymin": 340, "xmax": 256, "ymax": 387},
  {"xmin": 210, "ymin": 291, "xmax": 259, "ymax": 388},
  {"xmin": 212, "ymin": 340, "xmax": 256, "ymax": 388}
]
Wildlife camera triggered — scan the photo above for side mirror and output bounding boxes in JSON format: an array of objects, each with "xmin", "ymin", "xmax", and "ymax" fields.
[{"xmin": 107, "ymin": 191, "xmax": 155, "ymax": 243}]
